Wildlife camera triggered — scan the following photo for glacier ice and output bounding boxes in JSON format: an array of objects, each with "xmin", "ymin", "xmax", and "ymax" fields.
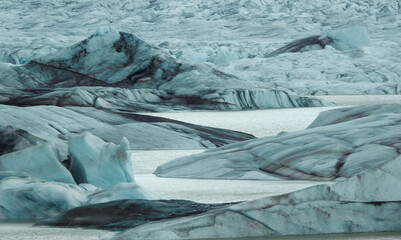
[
  {"xmin": 0, "ymin": 125, "xmax": 44, "ymax": 156},
  {"xmin": 1, "ymin": 0, "xmax": 400, "ymax": 96},
  {"xmin": 0, "ymin": 28, "xmax": 329, "ymax": 111},
  {"xmin": 39, "ymin": 199, "xmax": 231, "ymax": 230},
  {"xmin": 68, "ymin": 132, "xmax": 135, "ymax": 189},
  {"xmin": 267, "ymin": 27, "xmax": 371, "ymax": 58},
  {"xmin": 87, "ymin": 182, "xmax": 161, "ymax": 205},
  {"xmin": 155, "ymin": 104, "xmax": 401, "ymax": 180},
  {"xmin": 0, "ymin": 171, "xmax": 30, "ymax": 181},
  {"xmin": 0, "ymin": 104, "xmax": 254, "ymax": 159},
  {"xmin": 328, "ymin": 26, "xmax": 371, "ymax": 51},
  {"xmin": 112, "ymin": 156, "xmax": 401, "ymax": 239},
  {"xmin": 0, "ymin": 143, "xmax": 75, "ymax": 184},
  {"xmin": 0, "ymin": 176, "xmax": 161, "ymax": 220},
  {"xmin": 0, "ymin": 177, "xmax": 88, "ymax": 219},
  {"xmin": 308, "ymin": 104, "xmax": 401, "ymax": 128},
  {"xmin": 0, "ymin": 132, "xmax": 160, "ymax": 220}
]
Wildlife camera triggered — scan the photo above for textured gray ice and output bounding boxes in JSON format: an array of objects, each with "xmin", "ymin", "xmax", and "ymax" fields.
[
  {"xmin": 0, "ymin": 132, "xmax": 160, "ymax": 219},
  {"xmin": 112, "ymin": 154, "xmax": 401, "ymax": 239},
  {"xmin": 155, "ymin": 104, "xmax": 401, "ymax": 180},
  {"xmin": 1, "ymin": 0, "xmax": 400, "ymax": 95}
]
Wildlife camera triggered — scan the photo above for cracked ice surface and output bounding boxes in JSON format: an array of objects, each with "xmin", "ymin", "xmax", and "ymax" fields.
[{"xmin": 0, "ymin": 0, "xmax": 400, "ymax": 95}]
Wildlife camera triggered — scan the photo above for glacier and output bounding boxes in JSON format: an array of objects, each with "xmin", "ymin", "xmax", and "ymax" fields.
[
  {"xmin": 0, "ymin": 0, "xmax": 400, "ymax": 96},
  {"xmin": 0, "ymin": 125, "xmax": 45, "ymax": 156},
  {"xmin": 155, "ymin": 104, "xmax": 401, "ymax": 180},
  {"xmin": 266, "ymin": 27, "xmax": 371, "ymax": 58}
]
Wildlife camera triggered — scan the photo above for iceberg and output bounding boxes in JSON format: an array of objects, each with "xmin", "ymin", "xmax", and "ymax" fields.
[
  {"xmin": 112, "ymin": 155, "xmax": 401, "ymax": 239},
  {"xmin": 0, "ymin": 177, "xmax": 87, "ymax": 219},
  {"xmin": 0, "ymin": 143, "xmax": 75, "ymax": 184},
  {"xmin": 68, "ymin": 132, "xmax": 135, "ymax": 188},
  {"xmin": 0, "ymin": 132, "xmax": 160, "ymax": 220},
  {"xmin": 0, "ymin": 176, "xmax": 160, "ymax": 220},
  {"xmin": 0, "ymin": 104, "xmax": 255, "ymax": 158},
  {"xmin": 308, "ymin": 104, "xmax": 401, "ymax": 128},
  {"xmin": 87, "ymin": 182, "xmax": 161, "ymax": 205},
  {"xmin": 155, "ymin": 104, "xmax": 401, "ymax": 180}
]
